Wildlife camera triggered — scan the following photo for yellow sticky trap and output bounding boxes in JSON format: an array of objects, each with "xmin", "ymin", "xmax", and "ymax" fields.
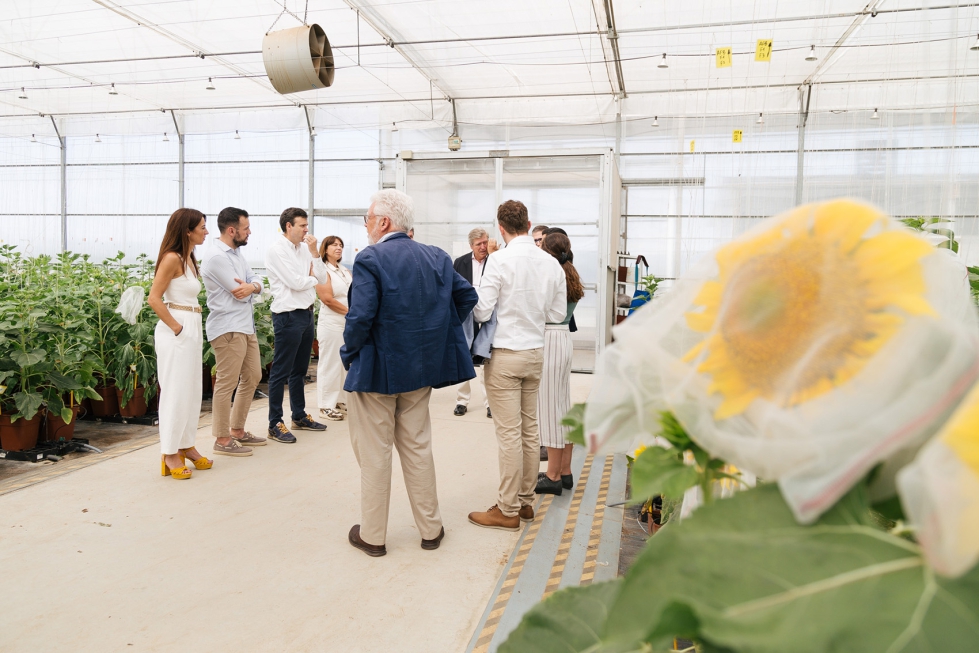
[
  {"xmin": 689, "ymin": 140, "xmax": 695, "ymax": 153},
  {"xmin": 716, "ymin": 47, "xmax": 732, "ymax": 68},
  {"xmin": 733, "ymin": 130, "xmax": 743, "ymax": 143},
  {"xmin": 756, "ymin": 40, "xmax": 773, "ymax": 62}
]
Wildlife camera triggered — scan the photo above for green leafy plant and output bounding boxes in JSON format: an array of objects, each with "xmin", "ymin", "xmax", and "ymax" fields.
[
  {"xmin": 901, "ymin": 216, "xmax": 958, "ymax": 253},
  {"xmin": 253, "ymin": 290, "xmax": 275, "ymax": 369},
  {"xmin": 630, "ymin": 412, "xmax": 742, "ymax": 506},
  {"xmin": 501, "ymin": 481, "xmax": 979, "ymax": 652},
  {"xmin": 111, "ymin": 255, "xmax": 159, "ymax": 406}
]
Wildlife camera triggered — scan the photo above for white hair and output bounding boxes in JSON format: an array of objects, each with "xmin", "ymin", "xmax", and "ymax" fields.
[
  {"xmin": 468, "ymin": 228, "xmax": 488, "ymax": 246},
  {"xmin": 370, "ymin": 189, "xmax": 414, "ymax": 233}
]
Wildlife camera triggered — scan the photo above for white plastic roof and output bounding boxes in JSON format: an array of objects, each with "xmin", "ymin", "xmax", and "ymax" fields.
[{"xmin": 0, "ymin": 0, "xmax": 977, "ymax": 136}]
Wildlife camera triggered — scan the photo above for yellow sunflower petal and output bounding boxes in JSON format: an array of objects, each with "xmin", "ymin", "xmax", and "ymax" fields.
[
  {"xmin": 885, "ymin": 293, "xmax": 936, "ymax": 317},
  {"xmin": 693, "ymin": 281, "xmax": 723, "ymax": 306},
  {"xmin": 714, "ymin": 389, "xmax": 761, "ymax": 421},
  {"xmin": 685, "ymin": 310, "xmax": 717, "ymax": 332},
  {"xmin": 940, "ymin": 384, "xmax": 979, "ymax": 477},
  {"xmin": 854, "ymin": 231, "xmax": 933, "ymax": 277},
  {"xmin": 682, "ymin": 339, "xmax": 707, "ymax": 363},
  {"xmin": 812, "ymin": 201, "xmax": 883, "ymax": 253}
]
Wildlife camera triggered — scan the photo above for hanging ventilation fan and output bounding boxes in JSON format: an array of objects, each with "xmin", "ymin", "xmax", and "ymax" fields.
[{"xmin": 262, "ymin": 24, "xmax": 335, "ymax": 95}]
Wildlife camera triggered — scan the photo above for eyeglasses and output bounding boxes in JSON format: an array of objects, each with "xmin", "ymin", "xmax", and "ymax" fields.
[
  {"xmin": 363, "ymin": 214, "xmax": 370, "ymax": 225},
  {"xmin": 534, "ymin": 237, "xmax": 543, "ymax": 244}
]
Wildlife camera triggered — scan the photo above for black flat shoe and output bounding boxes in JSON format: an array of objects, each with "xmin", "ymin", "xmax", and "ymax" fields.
[
  {"xmin": 535, "ymin": 472, "xmax": 563, "ymax": 495},
  {"xmin": 561, "ymin": 474, "xmax": 573, "ymax": 490},
  {"xmin": 348, "ymin": 525, "xmax": 387, "ymax": 557},
  {"xmin": 421, "ymin": 526, "xmax": 445, "ymax": 550},
  {"xmin": 453, "ymin": 404, "xmax": 467, "ymax": 416}
]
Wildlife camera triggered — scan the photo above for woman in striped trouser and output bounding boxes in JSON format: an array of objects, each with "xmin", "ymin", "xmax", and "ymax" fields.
[{"xmin": 535, "ymin": 232, "xmax": 584, "ymax": 496}]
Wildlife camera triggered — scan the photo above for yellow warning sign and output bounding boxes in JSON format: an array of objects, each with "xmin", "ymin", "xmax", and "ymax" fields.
[
  {"xmin": 716, "ymin": 47, "xmax": 732, "ymax": 68},
  {"xmin": 755, "ymin": 39, "xmax": 773, "ymax": 62},
  {"xmin": 733, "ymin": 130, "xmax": 743, "ymax": 143},
  {"xmin": 689, "ymin": 140, "xmax": 695, "ymax": 153}
]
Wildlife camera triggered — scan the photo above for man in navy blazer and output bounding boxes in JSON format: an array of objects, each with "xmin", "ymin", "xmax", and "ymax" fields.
[{"xmin": 342, "ymin": 189, "xmax": 478, "ymax": 557}]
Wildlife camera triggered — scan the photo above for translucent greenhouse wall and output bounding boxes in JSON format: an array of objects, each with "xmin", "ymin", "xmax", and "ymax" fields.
[{"xmin": 1, "ymin": 107, "xmax": 976, "ymax": 275}]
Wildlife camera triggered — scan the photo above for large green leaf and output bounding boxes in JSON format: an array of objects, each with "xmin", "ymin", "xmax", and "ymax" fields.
[
  {"xmin": 630, "ymin": 445, "xmax": 699, "ymax": 502},
  {"xmin": 11, "ymin": 349, "xmax": 45, "ymax": 367},
  {"xmin": 12, "ymin": 390, "xmax": 43, "ymax": 420},
  {"xmin": 502, "ymin": 484, "xmax": 979, "ymax": 652},
  {"xmin": 498, "ymin": 580, "xmax": 634, "ymax": 653},
  {"xmin": 607, "ymin": 484, "xmax": 979, "ymax": 652},
  {"xmin": 562, "ymin": 403, "xmax": 586, "ymax": 446}
]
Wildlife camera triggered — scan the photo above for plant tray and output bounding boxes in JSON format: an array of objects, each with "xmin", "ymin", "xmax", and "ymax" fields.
[
  {"xmin": 79, "ymin": 413, "xmax": 160, "ymax": 426},
  {"xmin": 0, "ymin": 438, "xmax": 92, "ymax": 463}
]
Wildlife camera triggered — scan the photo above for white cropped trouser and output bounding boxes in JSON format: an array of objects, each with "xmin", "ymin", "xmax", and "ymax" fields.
[{"xmin": 155, "ymin": 310, "xmax": 203, "ymax": 455}]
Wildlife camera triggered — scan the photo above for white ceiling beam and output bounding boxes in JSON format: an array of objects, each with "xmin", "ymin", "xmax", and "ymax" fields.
[
  {"xmin": 90, "ymin": 0, "xmax": 279, "ymax": 96},
  {"xmin": 342, "ymin": 0, "xmax": 453, "ymax": 101},
  {"xmin": 802, "ymin": 0, "xmax": 888, "ymax": 87}
]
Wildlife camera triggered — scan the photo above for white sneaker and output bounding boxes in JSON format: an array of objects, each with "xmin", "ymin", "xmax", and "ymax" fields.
[{"xmin": 319, "ymin": 408, "xmax": 345, "ymax": 421}]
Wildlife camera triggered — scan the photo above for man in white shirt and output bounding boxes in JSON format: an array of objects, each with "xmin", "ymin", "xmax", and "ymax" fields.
[
  {"xmin": 468, "ymin": 200, "xmax": 566, "ymax": 532},
  {"xmin": 451, "ymin": 228, "xmax": 491, "ymax": 418},
  {"xmin": 264, "ymin": 207, "xmax": 329, "ymax": 443}
]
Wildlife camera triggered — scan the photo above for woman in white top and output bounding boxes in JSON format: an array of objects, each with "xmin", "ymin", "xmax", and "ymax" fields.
[
  {"xmin": 315, "ymin": 236, "xmax": 350, "ymax": 421},
  {"xmin": 148, "ymin": 208, "xmax": 212, "ymax": 480}
]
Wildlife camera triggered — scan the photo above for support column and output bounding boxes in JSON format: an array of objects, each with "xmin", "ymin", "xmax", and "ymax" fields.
[
  {"xmin": 795, "ymin": 84, "xmax": 812, "ymax": 206},
  {"xmin": 304, "ymin": 106, "xmax": 315, "ymax": 230},
  {"xmin": 308, "ymin": 132, "xmax": 315, "ymax": 223},
  {"xmin": 170, "ymin": 111, "xmax": 184, "ymax": 208},
  {"xmin": 50, "ymin": 116, "xmax": 66, "ymax": 252},
  {"xmin": 60, "ymin": 138, "xmax": 66, "ymax": 251}
]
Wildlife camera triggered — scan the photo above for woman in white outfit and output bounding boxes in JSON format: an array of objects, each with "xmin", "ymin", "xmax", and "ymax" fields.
[
  {"xmin": 148, "ymin": 208, "xmax": 212, "ymax": 480},
  {"xmin": 535, "ymin": 232, "xmax": 584, "ymax": 496},
  {"xmin": 315, "ymin": 236, "xmax": 350, "ymax": 421}
]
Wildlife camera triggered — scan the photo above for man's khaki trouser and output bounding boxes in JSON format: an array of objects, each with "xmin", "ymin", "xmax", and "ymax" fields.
[
  {"xmin": 484, "ymin": 348, "xmax": 544, "ymax": 518},
  {"xmin": 210, "ymin": 333, "xmax": 262, "ymax": 440},
  {"xmin": 348, "ymin": 387, "xmax": 443, "ymax": 546}
]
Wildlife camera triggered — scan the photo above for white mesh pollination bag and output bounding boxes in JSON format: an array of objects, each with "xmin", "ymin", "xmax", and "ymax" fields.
[
  {"xmin": 586, "ymin": 199, "xmax": 979, "ymax": 524},
  {"xmin": 897, "ymin": 381, "xmax": 979, "ymax": 577}
]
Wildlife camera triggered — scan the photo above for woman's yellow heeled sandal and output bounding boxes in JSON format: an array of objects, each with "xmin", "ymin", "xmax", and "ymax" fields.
[
  {"xmin": 161, "ymin": 457, "xmax": 192, "ymax": 480},
  {"xmin": 190, "ymin": 456, "xmax": 213, "ymax": 470},
  {"xmin": 177, "ymin": 451, "xmax": 213, "ymax": 471}
]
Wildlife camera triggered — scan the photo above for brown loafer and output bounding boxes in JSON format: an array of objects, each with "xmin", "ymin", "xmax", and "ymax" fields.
[
  {"xmin": 519, "ymin": 505, "xmax": 535, "ymax": 522},
  {"xmin": 421, "ymin": 526, "xmax": 445, "ymax": 550},
  {"xmin": 468, "ymin": 505, "xmax": 520, "ymax": 531},
  {"xmin": 348, "ymin": 525, "xmax": 386, "ymax": 557}
]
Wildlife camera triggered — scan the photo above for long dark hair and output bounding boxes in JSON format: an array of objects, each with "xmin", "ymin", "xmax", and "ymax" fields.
[
  {"xmin": 156, "ymin": 208, "xmax": 205, "ymax": 276},
  {"xmin": 319, "ymin": 235, "xmax": 344, "ymax": 263},
  {"xmin": 542, "ymin": 233, "xmax": 584, "ymax": 302}
]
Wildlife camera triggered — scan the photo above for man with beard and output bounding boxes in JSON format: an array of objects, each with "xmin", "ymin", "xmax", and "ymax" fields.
[
  {"xmin": 201, "ymin": 207, "xmax": 269, "ymax": 456},
  {"xmin": 342, "ymin": 189, "xmax": 477, "ymax": 556}
]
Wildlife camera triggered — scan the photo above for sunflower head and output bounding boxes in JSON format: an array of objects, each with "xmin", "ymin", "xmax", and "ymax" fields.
[{"xmin": 683, "ymin": 200, "xmax": 936, "ymax": 420}]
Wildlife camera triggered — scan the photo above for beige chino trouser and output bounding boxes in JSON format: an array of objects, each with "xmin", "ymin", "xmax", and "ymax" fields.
[
  {"xmin": 210, "ymin": 332, "xmax": 262, "ymax": 440},
  {"xmin": 484, "ymin": 347, "xmax": 544, "ymax": 518},
  {"xmin": 348, "ymin": 387, "xmax": 443, "ymax": 546}
]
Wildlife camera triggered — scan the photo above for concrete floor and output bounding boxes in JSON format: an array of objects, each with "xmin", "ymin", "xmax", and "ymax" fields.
[{"xmin": 0, "ymin": 373, "xmax": 593, "ymax": 652}]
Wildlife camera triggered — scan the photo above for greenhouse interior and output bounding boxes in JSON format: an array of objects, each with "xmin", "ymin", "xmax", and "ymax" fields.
[{"xmin": 1, "ymin": 1, "xmax": 978, "ymax": 651}]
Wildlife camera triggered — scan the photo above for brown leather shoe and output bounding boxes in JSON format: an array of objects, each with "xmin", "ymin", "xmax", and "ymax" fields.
[
  {"xmin": 421, "ymin": 526, "xmax": 445, "ymax": 550},
  {"xmin": 468, "ymin": 505, "xmax": 520, "ymax": 531},
  {"xmin": 519, "ymin": 505, "xmax": 535, "ymax": 522},
  {"xmin": 348, "ymin": 525, "xmax": 386, "ymax": 557}
]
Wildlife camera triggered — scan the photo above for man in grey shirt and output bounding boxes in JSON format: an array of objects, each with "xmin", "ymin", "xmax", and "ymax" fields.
[{"xmin": 201, "ymin": 207, "xmax": 268, "ymax": 456}]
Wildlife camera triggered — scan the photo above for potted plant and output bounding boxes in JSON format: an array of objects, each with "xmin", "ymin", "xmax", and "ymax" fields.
[
  {"xmin": 111, "ymin": 254, "xmax": 158, "ymax": 418},
  {"xmin": 82, "ymin": 252, "xmax": 129, "ymax": 417},
  {"xmin": 0, "ymin": 251, "xmax": 76, "ymax": 450},
  {"xmin": 40, "ymin": 258, "xmax": 102, "ymax": 440}
]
